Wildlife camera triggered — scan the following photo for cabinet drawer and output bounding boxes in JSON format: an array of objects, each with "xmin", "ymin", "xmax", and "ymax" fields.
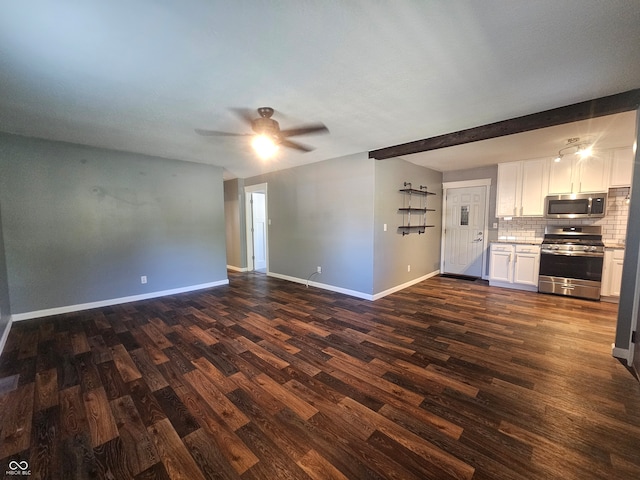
[{"xmin": 515, "ymin": 245, "xmax": 540, "ymax": 254}]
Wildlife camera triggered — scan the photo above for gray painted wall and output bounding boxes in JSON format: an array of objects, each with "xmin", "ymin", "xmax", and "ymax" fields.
[
  {"xmin": 0, "ymin": 203, "xmax": 11, "ymax": 346},
  {"xmin": 615, "ymin": 109, "xmax": 640, "ymax": 351},
  {"xmin": 443, "ymin": 164, "xmax": 498, "ymax": 242},
  {"xmin": 245, "ymin": 152, "xmax": 376, "ymax": 295},
  {"xmin": 373, "ymin": 159, "xmax": 443, "ymax": 294},
  {"xmin": 0, "ymin": 132, "xmax": 228, "ymax": 315},
  {"xmin": 224, "ymin": 178, "xmax": 246, "ymax": 269}
]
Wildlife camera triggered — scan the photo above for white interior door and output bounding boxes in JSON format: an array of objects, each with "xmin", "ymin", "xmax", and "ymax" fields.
[
  {"xmin": 245, "ymin": 183, "xmax": 268, "ymax": 272},
  {"xmin": 251, "ymin": 192, "xmax": 267, "ymax": 271},
  {"xmin": 443, "ymin": 185, "xmax": 487, "ymax": 277}
]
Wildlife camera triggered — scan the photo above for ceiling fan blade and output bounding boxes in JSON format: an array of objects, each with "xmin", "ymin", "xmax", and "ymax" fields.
[
  {"xmin": 279, "ymin": 123, "xmax": 329, "ymax": 138},
  {"xmin": 280, "ymin": 138, "xmax": 314, "ymax": 152},
  {"xmin": 195, "ymin": 128, "xmax": 251, "ymax": 137},
  {"xmin": 230, "ymin": 108, "xmax": 258, "ymax": 125}
]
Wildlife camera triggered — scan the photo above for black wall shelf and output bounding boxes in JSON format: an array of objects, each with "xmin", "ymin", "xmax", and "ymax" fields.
[{"xmin": 398, "ymin": 182, "xmax": 436, "ymax": 235}]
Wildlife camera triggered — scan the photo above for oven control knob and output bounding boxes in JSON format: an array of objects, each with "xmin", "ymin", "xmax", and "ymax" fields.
[
  {"xmin": 590, "ymin": 246, "xmax": 598, "ymax": 252},
  {"xmin": 552, "ymin": 245, "xmax": 559, "ymax": 250},
  {"xmin": 583, "ymin": 246, "xmax": 590, "ymax": 251}
]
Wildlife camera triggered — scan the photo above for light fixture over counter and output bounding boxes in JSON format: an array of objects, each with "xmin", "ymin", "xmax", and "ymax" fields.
[{"xmin": 554, "ymin": 137, "xmax": 594, "ymax": 162}]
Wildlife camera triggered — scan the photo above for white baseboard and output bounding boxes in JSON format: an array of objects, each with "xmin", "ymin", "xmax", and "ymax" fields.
[
  {"xmin": 267, "ymin": 272, "xmax": 374, "ymax": 300},
  {"xmin": 0, "ymin": 316, "xmax": 12, "ymax": 356},
  {"xmin": 601, "ymin": 295, "xmax": 620, "ymax": 304},
  {"xmin": 612, "ymin": 344, "xmax": 631, "ymax": 364},
  {"xmin": 11, "ymin": 279, "xmax": 229, "ymax": 322},
  {"xmin": 227, "ymin": 265, "xmax": 248, "ymax": 272},
  {"xmin": 372, "ymin": 270, "xmax": 440, "ymax": 300},
  {"xmin": 267, "ymin": 270, "xmax": 440, "ymax": 301}
]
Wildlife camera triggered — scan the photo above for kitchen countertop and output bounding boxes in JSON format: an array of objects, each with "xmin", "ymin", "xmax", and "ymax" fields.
[
  {"xmin": 492, "ymin": 240, "xmax": 627, "ymax": 248},
  {"xmin": 491, "ymin": 241, "xmax": 541, "ymax": 246}
]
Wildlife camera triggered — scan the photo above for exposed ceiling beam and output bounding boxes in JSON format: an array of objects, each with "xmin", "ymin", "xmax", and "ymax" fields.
[{"xmin": 369, "ymin": 88, "xmax": 640, "ymax": 160}]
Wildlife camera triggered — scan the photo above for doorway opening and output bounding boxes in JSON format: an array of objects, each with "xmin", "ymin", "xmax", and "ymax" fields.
[{"xmin": 245, "ymin": 183, "xmax": 268, "ymax": 273}]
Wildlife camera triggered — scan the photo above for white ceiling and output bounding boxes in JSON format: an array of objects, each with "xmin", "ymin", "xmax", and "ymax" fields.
[{"xmin": 0, "ymin": 1, "xmax": 639, "ymax": 179}]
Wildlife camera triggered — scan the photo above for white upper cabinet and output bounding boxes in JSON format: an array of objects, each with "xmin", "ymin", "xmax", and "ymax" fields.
[
  {"xmin": 547, "ymin": 154, "xmax": 610, "ymax": 194},
  {"xmin": 580, "ymin": 154, "xmax": 611, "ymax": 192},
  {"xmin": 520, "ymin": 159, "xmax": 548, "ymax": 216},
  {"xmin": 496, "ymin": 162, "xmax": 520, "ymax": 217},
  {"xmin": 547, "ymin": 155, "xmax": 574, "ymax": 194},
  {"xmin": 609, "ymin": 147, "xmax": 634, "ymax": 187},
  {"xmin": 496, "ymin": 158, "xmax": 548, "ymax": 217}
]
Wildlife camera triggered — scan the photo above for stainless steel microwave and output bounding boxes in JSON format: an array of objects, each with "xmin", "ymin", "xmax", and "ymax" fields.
[{"xmin": 544, "ymin": 193, "xmax": 607, "ymax": 219}]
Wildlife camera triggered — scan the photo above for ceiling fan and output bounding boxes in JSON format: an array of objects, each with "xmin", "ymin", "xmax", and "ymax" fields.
[{"xmin": 195, "ymin": 107, "xmax": 329, "ymax": 158}]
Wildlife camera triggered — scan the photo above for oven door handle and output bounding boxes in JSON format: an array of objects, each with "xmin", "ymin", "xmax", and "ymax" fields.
[{"xmin": 540, "ymin": 250, "xmax": 603, "ymax": 258}]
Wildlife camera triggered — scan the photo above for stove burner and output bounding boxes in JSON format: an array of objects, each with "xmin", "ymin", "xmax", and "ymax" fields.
[{"xmin": 541, "ymin": 225, "xmax": 604, "ymax": 254}]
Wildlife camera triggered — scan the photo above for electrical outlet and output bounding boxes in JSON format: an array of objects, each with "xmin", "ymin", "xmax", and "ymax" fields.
[
  {"xmin": 141, "ymin": 275, "xmax": 147, "ymax": 284},
  {"xmin": 317, "ymin": 266, "xmax": 322, "ymax": 274},
  {"xmin": 383, "ymin": 223, "xmax": 387, "ymax": 232},
  {"xmin": 407, "ymin": 264, "xmax": 411, "ymax": 272}
]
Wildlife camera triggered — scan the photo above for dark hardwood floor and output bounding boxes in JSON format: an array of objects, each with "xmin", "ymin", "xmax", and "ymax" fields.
[{"xmin": 1, "ymin": 272, "xmax": 640, "ymax": 479}]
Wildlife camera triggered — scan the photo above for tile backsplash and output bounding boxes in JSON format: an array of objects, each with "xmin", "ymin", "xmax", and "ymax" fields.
[{"xmin": 498, "ymin": 187, "xmax": 630, "ymax": 245}]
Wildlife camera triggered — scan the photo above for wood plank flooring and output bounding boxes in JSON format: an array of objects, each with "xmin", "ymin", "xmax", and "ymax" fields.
[{"xmin": 1, "ymin": 272, "xmax": 640, "ymax": 479}]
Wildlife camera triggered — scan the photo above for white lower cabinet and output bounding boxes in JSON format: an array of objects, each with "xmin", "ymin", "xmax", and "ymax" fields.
[
  {"xmin": 489, "ymin": 244, "xmax": 513, "ymax": 282},
  {"xmin": 513, "ymin": 246, "xmax": 541, "ymax": 287},
  {"xmin": 489, "ymin": 243, "xmax": 540, "ymax": 292},
  {"xmin": 602, "ymin": 248, "xmax": 625, "ymax": 300}
]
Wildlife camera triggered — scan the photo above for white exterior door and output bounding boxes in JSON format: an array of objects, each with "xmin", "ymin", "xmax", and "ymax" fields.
[{"xmin": 443, "ymin": 186, "xmax": 487, "ymax": 276}]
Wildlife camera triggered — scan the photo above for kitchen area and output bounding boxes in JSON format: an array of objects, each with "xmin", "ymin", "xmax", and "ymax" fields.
[{"xmin": 488, "ymin": 144, "xmax": 633, "ymax": 302}]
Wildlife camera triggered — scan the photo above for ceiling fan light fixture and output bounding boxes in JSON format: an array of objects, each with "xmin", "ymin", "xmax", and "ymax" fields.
[
  {"xmin": 196, "ymin": 107, "xmax": 328, "ymax": 155},
  {"xmin": 252, "ymin": 134, "xmax": 279, "ymax": 159}
]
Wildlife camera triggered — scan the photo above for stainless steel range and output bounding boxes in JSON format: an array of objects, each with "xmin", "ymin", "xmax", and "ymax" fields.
[{"xmin": 538, "ymin": 226, "xmax": 604, "ymax": 300}]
